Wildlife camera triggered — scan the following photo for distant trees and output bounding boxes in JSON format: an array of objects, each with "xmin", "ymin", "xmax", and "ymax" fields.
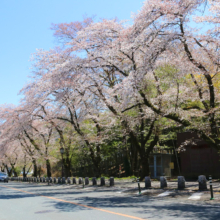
[{"xmin": 1, "ymin": 0, "xmax": 220, "ymax": 179}]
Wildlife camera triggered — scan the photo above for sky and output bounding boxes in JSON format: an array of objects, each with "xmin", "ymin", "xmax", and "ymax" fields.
[{"xmin": 0, "ymin": 0, "xmax": 144, "ymax": 106}]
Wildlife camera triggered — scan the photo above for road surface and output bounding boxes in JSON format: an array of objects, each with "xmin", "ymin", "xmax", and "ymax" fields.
[{"xmin": 0, "ymin": 182, "xmax": 220, "ymax": 220}]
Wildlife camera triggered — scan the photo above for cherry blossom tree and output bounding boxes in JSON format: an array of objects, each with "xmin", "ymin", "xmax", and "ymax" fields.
[
  {"xmin": 43, "ymin": 0, "xmax": 220, "ymax": 177},
  {"xmin": 0, "ymin": 105, "xmax": 54, "ymax": 177},
  {"xmin": 2, "ymin": 0, "xmax": 220, "ymax": 179}
]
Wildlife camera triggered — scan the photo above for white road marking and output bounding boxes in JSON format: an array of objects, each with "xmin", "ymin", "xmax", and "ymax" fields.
[
  {"xmin": 136, "ymin": 190, "xmax": 148, "ymax": 195},
  {"xmin": 157, "ymin": 191, "xmax": 172, "ymax": 197},
  {"xmin": 116, "ymin": 188, "xmax": 133, "ymax": 193},
  {"xmin": 188, "ymin": 192, "xmax": 203, "ymax": 200}
]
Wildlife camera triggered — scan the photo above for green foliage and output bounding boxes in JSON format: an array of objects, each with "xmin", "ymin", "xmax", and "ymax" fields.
[
  {"xmin": 181, "ymin": 100, "xmax": 205, "ymax": 110},
  {"xmin": 14, "ymin": 167, "xmax": 21, "ymax": 175},
  {"xmin": 155, "ymin": 64, "xmax": 179, "ymax": 92}
]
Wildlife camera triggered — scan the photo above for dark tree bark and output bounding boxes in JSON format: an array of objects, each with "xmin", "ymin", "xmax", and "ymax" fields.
[
  {"xmin": 139, "ymin": 154, "xmax": 150, "ymax": 179},
  {"xmin": 11, "ymin": 165, "xmax": 18, "ymax": 177},
  {"xmin": 4, "ymin": 164, "xmax": 12, "ymax": 177},
  {"xmin": 46, "ymin": 159, "xmax": 51, "ymax": 177},
  {"xmin": 63, "ymin": 156, "xmax": 72, "ymax": 178},
  {"xmin": 32, "ymin": 159, "xmax": 37, "ymax": 177},
  {"xmin": 23, "ymin": 166, "xmax": 27, "ymax": 178}
]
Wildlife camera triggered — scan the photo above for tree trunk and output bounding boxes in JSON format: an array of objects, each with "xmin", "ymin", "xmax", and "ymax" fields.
[
  {"xmin": 12, "ymin": 166, "xmax": 18, "ymax": 177},
  {"xmin": 23, "ymin": 166, "xmax": 27, "ymax": 178},
  {"xmin": 37, "ymin": 165, "xmax": 41, "ymax": 177},
  {"xmin": 92, "ymin": 161, "xmax": 101, "ymax": 178},
  {"xmin": 4, "ymin": 164, "xmax": 12, "ymax": 177},
  {"xmin": 140, "ymin": 154, "xmax": 150, "ymax": 180},
  {"xmin": 13, "ymin": 170, "xmax": 18, "ymax": 177},
  {"xmin": 133, "ymin": 147, "xmax": 138, "ymax": 176},
  {"xmin": 0, "ymin": 166, "xmax": 4, "ymax": 172},
  {"xmin": 64, "ymin": 157, "xmax": 71, "ymax": 178},
  {"xmin": 46, "ymin": 159, "xmax": 51, "ymax": 177},
  {"xmin": 32, "ymin": 159, "xmax": 37, "ymax": 177}
]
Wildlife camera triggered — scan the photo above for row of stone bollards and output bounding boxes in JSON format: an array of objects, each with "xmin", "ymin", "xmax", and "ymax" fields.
[
  {"xmin": 9, "ymin": 176, "xmax": 115, "ymax": 187},
  {"xmin": 8, "ymin": 175, "xmax": 210, "ymax": 191},
  {"xmin": 144, "ymin": 175, "xmax": 208, "ymax": 190}
]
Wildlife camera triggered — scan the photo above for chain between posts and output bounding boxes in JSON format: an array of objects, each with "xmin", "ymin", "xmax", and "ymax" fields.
[
  {"xmin": 137, "ymin": 178, "xmax": 141, "ymax": 195},
  {"xmin": 209, "ymin": 175, "xmax": 214, "ymax": 200}
]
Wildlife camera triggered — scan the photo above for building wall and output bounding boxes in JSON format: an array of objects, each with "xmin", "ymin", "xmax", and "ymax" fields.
[{"xmin": 178, "ymin": 132, "xmax": 220, "ymax": 178}]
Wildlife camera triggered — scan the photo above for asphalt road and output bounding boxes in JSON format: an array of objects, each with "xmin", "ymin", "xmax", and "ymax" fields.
[{"xmin": 0, "ymin": 182, "xmax": 220, "ymax": 220}]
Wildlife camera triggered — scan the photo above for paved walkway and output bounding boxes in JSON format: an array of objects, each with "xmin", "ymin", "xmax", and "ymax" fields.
[{"xmin": 10, "ymin": 178, "xmax": 220, "ymax": 203}]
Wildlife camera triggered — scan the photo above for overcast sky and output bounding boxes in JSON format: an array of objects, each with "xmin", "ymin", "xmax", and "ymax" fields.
[{"xmin": 0, "ymin": 0, "xmax": 143, "ymax": 105}]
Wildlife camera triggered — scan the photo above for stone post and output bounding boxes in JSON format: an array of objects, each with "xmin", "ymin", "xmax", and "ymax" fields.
[
  {"xmin": 145, "ymin": 176, "xmax": 151, "ymax": 188},
  {"xmin": 160, "ymin": 176, "xmax": 167, "ymax": 188},
  {"xmin": 46, "ymin": 177, "xmax": 49, "ymax": 183},
  {"xmin": 67, "ymin": 177, "xmax": 71, "ymax": 184},
  {"xmin": 92, "ymin": 177, "xmax": 97, "ymax": 185},
  {"xmin": 78, "ymin": 177, "xmax": 83, "ymax": 184},
  {"xmin": 110, "ymin": 177, "xmax": 114, "ymax": 186},
  {"xmin": 85, "ymin": 177, "xmax": 89, "ymax": 185},
  {"xmin": 43, "ymin": 177, "xmax": 46, "ymax": 183},
  {"xmin": 49, "ymin": 177, "xmax": 52, "ymax": 183},
  {"xmin": 58, "ymin": 177, "xmax": 61, "ymax": 184},
  {"xmin": 73, "ymin": 177, "xmax": 76, "ymax": 184},
  {"xmin": 62, "ymin": 177, "xmax": 66, "ymax": 184},
  {"xmin": 101, "ymin": 177, "xmax": 105, "ymax": 186},
  {"xmin": 178, "ymin": 176, "xmax": 185, "ymax": 190},
  {"xmin": 198, "ymin": 175, "xmax": 207, "ymax": 190},
  {"xmin": 40, "ymin": 177, "xmax": 42, "ymax": 182},
  {"xmin": 36, "ymin": 177, "xmax": 39, "ymax": 182},
  {"xmin": 54, "ymin": 177, "xmax": 56, "ymax": 183}
]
